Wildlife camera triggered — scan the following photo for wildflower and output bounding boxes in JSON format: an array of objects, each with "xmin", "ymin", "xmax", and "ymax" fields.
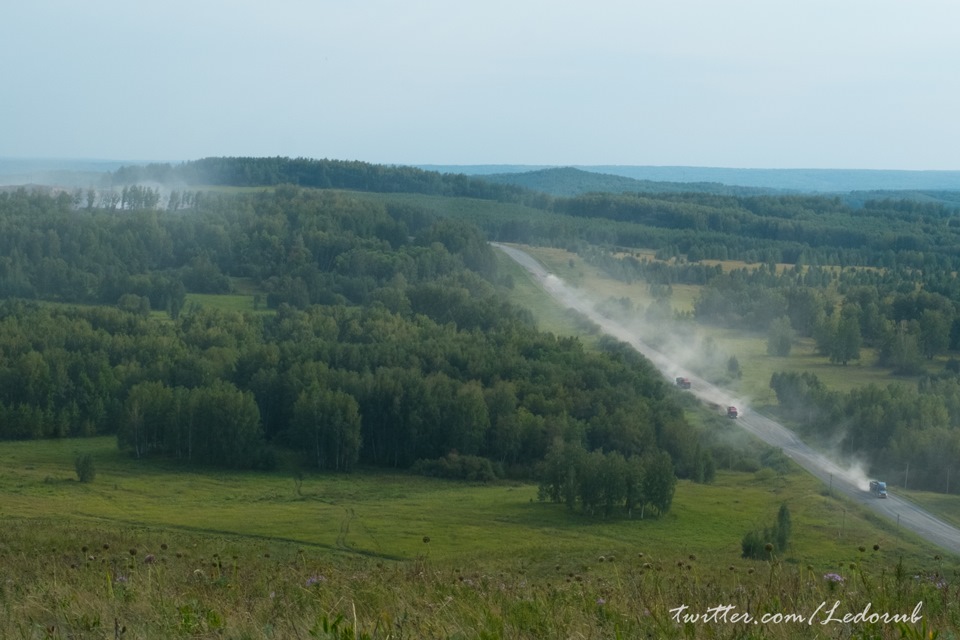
[
  {"xmin": 143, "ymin": 554, "xmax": 156, "ymax": 564},
  {"xmin": 596, "ymin": 597, "xmax": 606, "ymax": 605},
  {"xmin": 823, "ymin": 572, "xmax": 844, "ymax": 583},
  {"xmin": 305, "ymin": 575, "xmax": 326, "ymax": 587}
]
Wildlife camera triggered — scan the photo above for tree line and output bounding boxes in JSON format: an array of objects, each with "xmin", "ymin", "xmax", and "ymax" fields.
[{"xmin": 770, "ymin": 371, "xmax": 960, "ymax": 493}]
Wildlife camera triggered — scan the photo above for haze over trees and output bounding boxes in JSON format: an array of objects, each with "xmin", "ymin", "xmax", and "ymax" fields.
[
  {"xmin": 0, "ymin": 177, "xmax": 714, "ymax": 516},
  {"xmin": 4, "ymin": 155, "xmax": 960, "ymax": 495}
]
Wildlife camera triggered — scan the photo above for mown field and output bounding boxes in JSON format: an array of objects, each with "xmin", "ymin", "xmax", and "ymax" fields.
[{"xmin": 1, "ymin": 436, "xmax": 956, "ymax": 638}]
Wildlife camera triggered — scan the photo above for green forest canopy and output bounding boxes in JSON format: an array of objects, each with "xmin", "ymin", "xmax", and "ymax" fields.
[{"xmin": 4, "ymin": 156, "xmax": 960, "ymax": 496}]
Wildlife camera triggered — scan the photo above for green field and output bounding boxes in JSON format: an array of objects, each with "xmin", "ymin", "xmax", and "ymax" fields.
[
  {"xmin": 4, "ymin": 437, "xmax": 936, "ymax": 567},
  {"xmin": 1, "ymin": 437, "xmax": 956, "ymax": 638}
]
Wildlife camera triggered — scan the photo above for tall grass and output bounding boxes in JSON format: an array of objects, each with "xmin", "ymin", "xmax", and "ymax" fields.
[
  {"xmin": 1, "ymin": 437, "xmax": 957, "ymax": 638},
  {"xmin": 0, "ymin": 516, "xmax": 955, "ymax": 639}
]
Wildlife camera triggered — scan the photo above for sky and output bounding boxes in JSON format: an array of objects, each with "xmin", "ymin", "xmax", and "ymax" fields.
[{"xmin": 2, "ymin": 0, "xmax": 959, "ymax": 170}]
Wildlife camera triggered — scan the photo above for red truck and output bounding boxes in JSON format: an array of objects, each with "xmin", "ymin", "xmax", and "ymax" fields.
[
  {"xmin": 727, "ymin": 406, "xmax": 739, "ymax": 419},
  {"xmin": 675, "ymin": 377, "xmax": 692, "ymax": 389}
]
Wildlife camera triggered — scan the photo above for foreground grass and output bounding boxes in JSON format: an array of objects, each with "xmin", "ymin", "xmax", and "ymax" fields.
[
  {"xmin": 1, "ymin": 437, "xmax": 957, "ymax": 638},
  {"xmin": 3, "ymin": 516, "xmax": 955, "ymax": 640}
]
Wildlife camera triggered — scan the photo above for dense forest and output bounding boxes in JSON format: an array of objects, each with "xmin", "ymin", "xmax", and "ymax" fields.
[
  {"xmin": 0, "ymin": 182, "xmax": 747, "ymax": 517},
  {"xmin": 6, "ymin": 155, "xmax": 960, "ymax": 495}
]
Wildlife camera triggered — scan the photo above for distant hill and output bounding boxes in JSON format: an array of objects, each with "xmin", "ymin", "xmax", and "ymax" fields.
[
  {"xmin": 587, "ymin": 166, "xmax": 960, "ymax": 193},
  {"xmin": 477, "ymin": 166, "xmax": 780, "ymax": 197},
  {"xmin": 419, "ymin": 164, "xmax": 960, "ymax": 194},
  {"xmin": 5, "ymin": 159, "xmax": 960, "ymax": 209}
]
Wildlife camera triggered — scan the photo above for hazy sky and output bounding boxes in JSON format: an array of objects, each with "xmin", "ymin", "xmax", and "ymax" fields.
[{"xmin": 3, "ymin": 0, "xmax": 959, "ymax": 169}]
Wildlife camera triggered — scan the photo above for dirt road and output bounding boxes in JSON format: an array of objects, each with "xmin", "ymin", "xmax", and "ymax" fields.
[{"xmin": 496, "ymin": 242, "xmax": 960, "ymax": 556}]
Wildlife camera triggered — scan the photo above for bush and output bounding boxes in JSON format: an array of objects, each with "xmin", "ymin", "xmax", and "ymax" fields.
[
  {"xmin": 740, "ymin": 529, "xmax": 769, "ymax": 560},
  {"xmin": 412, "ymin": 452, "xmax": 499, "ymax": 482},
  {"xmin": 741, "ymin": 503, "xmax": 791, "ymax": 560},
  {"xmin": 74, "ymin": 454, "xmax": 96, "ymax": 483}
]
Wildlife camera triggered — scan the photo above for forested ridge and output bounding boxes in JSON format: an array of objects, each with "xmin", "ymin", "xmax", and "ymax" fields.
[
  {"xmin": 111, "ymin": 157, "xmax": 539, "ymax": 205},
  {"xmin": 111, "ymin": 157, "xmax": 960, "ymax": 270}
]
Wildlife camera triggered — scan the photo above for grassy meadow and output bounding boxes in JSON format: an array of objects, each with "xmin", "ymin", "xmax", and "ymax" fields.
[{"xmin": 1, "ymin": 436, "xmax": 957, "ymax": 638}]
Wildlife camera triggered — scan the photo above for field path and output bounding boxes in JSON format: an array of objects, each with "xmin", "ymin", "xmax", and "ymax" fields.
[{"xmin": 495, "ymin": 243, "xmax": 960, "ymax": 556}]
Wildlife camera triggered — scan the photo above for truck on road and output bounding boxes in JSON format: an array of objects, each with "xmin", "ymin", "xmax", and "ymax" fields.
[
  {"xmin": 869, "ymin": 480, "xmax": 888, "ymax": 498},
  {"xmin": 675, "ymin": 377, "xmax": 692, "ymax": 389},
  {"xmin": 727, "ymin": 406, "xmax": 739, "ymax": 419}
]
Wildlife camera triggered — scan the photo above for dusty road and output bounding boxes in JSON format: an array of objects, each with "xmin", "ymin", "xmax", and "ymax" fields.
[{"xmin": 495, "ymin": 243, "xmax": 960, "ymax": 556}]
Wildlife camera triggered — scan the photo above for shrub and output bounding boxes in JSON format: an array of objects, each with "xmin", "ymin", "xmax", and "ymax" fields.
[
  {"xmin": 412, "ymin": 452, "xmax": 498, "ymax": 482},
  {"xmin": 741, "ymin": 503, "xmax": 791, "ymax": 560},
  {"xmin": 75, "ymin": 454, "xmax": 96, "ymax": 483}
]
